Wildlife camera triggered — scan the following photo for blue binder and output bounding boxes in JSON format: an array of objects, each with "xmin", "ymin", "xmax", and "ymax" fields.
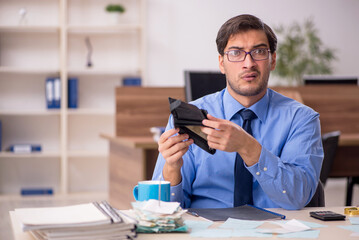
[
  {"xmin": 21, "ymin": 188, "xmax": 53, "ymax": 196},
  {"xmin": 123, "ymin": 77, "xmax": 141, "ymax": 86},
  {"xmin": 8, "ymin": 144, "xmax": 42, "ymax": 153},
  {"xmin": 45, "ymin": 77, "xmax": 54, "ymax": 109},
  {"xmin": 53, "ymin": 77, "xmax": 61, "ymax": 109},
  {"xmin": 0, "ymin": 120, "xmax": 2, "ymax": 152},
  {"xmin": 68, "ymin": 78, "xmax": 78, "ymax": 108}
]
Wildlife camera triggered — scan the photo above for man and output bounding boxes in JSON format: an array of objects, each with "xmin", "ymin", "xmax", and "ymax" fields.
[{"xmin": 152, "ymin": 14, "xmax": 323, "ymax": 210}]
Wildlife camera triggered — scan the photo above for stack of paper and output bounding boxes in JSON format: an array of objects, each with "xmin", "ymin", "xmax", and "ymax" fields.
[
  {"xmin": 130, "ymin": 200, "xmax": 188, "ymax": 233},
  {"xmin": 13, "ymin": 201, "xmax": 137, "ymax": 240}
]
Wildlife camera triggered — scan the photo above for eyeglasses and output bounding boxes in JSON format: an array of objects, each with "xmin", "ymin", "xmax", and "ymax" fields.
[{"xmin": 224, "ymin": 48, "xmax": 271, "ymax": 62}]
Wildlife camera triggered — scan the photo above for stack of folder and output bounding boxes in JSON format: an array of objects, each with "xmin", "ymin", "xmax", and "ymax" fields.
[{"xmin": 13, "ymin": 201, "xmax": 137, "ymax": 240}]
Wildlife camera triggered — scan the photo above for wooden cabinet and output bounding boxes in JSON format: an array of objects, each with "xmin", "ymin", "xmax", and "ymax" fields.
[{"xmin": 0, "ymin": 0, "xmax": 146, "ymax": 195}]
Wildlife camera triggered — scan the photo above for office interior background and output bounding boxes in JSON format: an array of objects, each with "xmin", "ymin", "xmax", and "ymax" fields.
[{"xmin": 0, "ymin": 0, "xmax": 358, "ymax": 207}]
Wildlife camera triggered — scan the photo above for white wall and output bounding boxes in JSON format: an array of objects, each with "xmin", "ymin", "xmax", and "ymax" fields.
[{"xmin": 145, "ymin": 0, "xmax": 359, "ymax": 86}]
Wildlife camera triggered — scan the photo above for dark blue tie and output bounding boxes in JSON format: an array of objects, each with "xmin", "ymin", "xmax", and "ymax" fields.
[{"xmin": 233, "ymin": 109, "xmax": 257, "ymax": 207}]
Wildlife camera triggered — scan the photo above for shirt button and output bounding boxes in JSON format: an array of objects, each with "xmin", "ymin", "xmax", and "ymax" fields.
[
  {"xmin": 263, "ymin": 167, "xmax": 268, "ymax": 171},
  {"xmin": 282, "ymin": 190, "xmax": 286, "ymax": 194},
  {"xmin": 171, "ymin": 193, "xmax": 175, "ymax": 196},
  {"xmin": 256, "ymin": 172, "xmax": 260, "ymax": 176}
]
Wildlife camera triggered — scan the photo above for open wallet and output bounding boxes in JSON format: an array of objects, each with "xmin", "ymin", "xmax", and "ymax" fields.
[{"xmin": 169, "ymin": 97, "xmax": 216, "ymax": 155}]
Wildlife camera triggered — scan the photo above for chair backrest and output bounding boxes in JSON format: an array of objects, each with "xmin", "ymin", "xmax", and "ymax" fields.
[
  {"xmin": 305, "ymin": 131, "xmax": 340, "ymax": 207},
  {"xmin": 306, "ymin": 180, "xmax": 325, "ymax": 207},
  {"xmin": 320, "ymin": 131, "xmax": 341, "ymax": 186},
  {"xmin": 184, "ymin": 71, "xmax": 226, "ymax": 102}
]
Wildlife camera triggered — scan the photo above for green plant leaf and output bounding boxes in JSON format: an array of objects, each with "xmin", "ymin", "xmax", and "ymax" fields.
[
  {"xmin": 105, "ymin": 4, "xmax": 125, "ymax": 13},
  {"xmin": 273, "ymin": 18, "xmax": 337, "ymax": 85}
]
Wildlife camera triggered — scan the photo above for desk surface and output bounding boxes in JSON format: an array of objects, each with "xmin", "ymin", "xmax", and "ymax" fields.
[
  {"xmin": 10, "ymin": 206, "xmax": 357, "ymax": 240},
  {"xmin": 339, "ymin": 133, "xmax": 359, "ymax": 146},
  {"xmin": 101, "ymin": 134, "xmax": 157, "ymax": 149}
]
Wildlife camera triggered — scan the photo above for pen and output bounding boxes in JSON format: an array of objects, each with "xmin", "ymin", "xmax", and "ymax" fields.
[
  {"xmin": 248, "ymin": 204, "xmax": 286, "ymax": 219},
  {"xmin": 187, "ymin": 211, "xmax": 199, "ymax": 217}
]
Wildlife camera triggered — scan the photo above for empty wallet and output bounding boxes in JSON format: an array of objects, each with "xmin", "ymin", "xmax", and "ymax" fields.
[{"xmin": 169, "ymin": 97, "xmax": 216, "ymax": 155}]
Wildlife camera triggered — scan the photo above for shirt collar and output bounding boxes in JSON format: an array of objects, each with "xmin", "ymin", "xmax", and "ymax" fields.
[{"xmin": 223, "ymin": 88, "xmax": 269, "ymax": 123}]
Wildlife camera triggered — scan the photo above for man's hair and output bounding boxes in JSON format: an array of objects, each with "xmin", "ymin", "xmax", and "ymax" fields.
[{"xmin": 216, "ymin": 14, "xmax": 277, "ymax": 55}]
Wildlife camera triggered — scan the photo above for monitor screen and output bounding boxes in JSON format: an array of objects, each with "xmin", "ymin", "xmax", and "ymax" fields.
[
  {"xmin": 185, "ymin": 71, "xmax": 227, "ymax": 102},
  {"xmin": 303, "ymin": 75, "xmax": 358, "ymax": 85}
]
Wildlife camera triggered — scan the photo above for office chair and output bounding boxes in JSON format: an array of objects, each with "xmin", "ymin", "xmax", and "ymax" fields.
[
  {"xmin": 306, "ymin": 131, "xmax": 341, "ymax": 207},
  {"xmin": 306, "ymin": 181, "xmax": 325, "ymax": 207},
  {"xmin": 346, "ymin": 177, "xmax": 359, "ymax": 206},
  {"xmin": 320, "ymin": 131, "xmax": 341, "ymax": 186}
]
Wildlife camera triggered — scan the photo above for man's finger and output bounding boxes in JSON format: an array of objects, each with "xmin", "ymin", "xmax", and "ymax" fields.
[
  {"xmin": 206, "ymin": 114, "xmax": 220, "ymax": 121},
  {"xmin": 202, "ymin": 114, "xmax": 227, "ymax": 128},
  {"xmin": 159, "ymin": 128, "xmax": 179, "ymax": 143}
]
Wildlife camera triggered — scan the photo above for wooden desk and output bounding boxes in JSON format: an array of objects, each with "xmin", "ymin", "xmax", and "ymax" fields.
[
  {"xmin": 101, "ymin": 134, "xmax": 158, "ymax": 210},
  {"xmin": 339, "ymin": 133, "xmax": 359, "ymax": 146},
  {"xmin": 106, "ymin": 86, "xmax": 359, "ymax": 208},
  {"xmin": 102, "ymin": 133, "xmax": 359, "ymax": 209},
  {"xmin": 10, "ymin": 206, "xmax": 358, "ymax": 240}
]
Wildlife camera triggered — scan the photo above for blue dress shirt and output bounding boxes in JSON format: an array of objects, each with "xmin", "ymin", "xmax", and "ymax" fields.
[{"xmin": 152, "ymin": 88, "xmax": 323, "ymax": 210}]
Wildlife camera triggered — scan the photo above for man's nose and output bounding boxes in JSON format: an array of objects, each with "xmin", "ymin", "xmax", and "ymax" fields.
[{"xmin": 242, "ymin": 53, "xmax": 257, "ymax": 68}]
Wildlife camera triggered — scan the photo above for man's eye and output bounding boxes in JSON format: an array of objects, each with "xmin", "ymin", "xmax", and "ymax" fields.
[
  {"xmin": 231, "ymin": 50, "xmax": 241, "ymax": 56},
  {"xmin": 254, "ymin": 49, "xmax": 266, "ymax": 54}
]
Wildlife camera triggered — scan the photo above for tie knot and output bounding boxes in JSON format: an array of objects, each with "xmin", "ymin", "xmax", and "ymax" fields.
[{"xmin": 239, "ymin": 109, "xmax": 257, "ymax": 121}]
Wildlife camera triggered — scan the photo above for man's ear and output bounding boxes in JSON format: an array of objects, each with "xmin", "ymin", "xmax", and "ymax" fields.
[
  {"xmin": 270, "ymin": 52, "xmax": 276, "ymax": 71},
  {"xmin": 219, "ymin": 54, "xmax": 225, "ymax": 74}
]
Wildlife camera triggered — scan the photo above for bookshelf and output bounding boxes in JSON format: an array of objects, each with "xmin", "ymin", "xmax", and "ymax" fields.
[{"xmin": 0, "ymin": 0, "xmax": 146, "ymax": 195}]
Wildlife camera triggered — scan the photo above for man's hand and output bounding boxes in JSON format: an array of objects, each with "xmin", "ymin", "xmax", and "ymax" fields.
[
  {"xmin": 201, "ymin": 114, "xmax": 261, "ymax": 166},
  {"xmin": 158, "ymin": 128, "xmax": 193, "ymax": 186}
]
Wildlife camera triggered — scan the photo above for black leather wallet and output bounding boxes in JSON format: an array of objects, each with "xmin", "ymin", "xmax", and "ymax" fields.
[{"xmin": 169, "ymin": 97, "xmax": 216, "ymax": 155}]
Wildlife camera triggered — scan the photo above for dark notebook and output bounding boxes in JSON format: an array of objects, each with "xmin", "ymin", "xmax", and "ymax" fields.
[{"xmin": 187, "ymin": 204, "xmax": 286, "ymax": 221}]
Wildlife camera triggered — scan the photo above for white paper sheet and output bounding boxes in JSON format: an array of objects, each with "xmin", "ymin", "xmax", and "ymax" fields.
[
  {"xmin": 142, "ymin": 199, "xmax": 180, "ymax": 214},
  {"xmin": 257, "ymin": 219, "xmax": 311, "ymax": 234}
]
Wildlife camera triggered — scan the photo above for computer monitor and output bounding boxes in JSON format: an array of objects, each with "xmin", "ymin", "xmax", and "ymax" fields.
[
  {"xmin": 303, "ymin": 75, "xmax": 358, "ymax": 85},
  {"xmin": 184, "ymin": 71, "xmax": 227, "ymax": 102}
]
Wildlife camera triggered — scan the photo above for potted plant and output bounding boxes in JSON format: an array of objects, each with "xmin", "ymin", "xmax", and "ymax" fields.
[
  {"xmin": 105, "ymin": 4, "xmax": 126, "ymax": 24},
  {"xmin": 273, "ymin": 18, "xmax": 336, "ymax": 85}
]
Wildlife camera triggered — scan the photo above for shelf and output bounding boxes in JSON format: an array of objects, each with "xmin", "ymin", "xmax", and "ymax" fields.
[
  {"xmin": 67, "ymin": 24, "xmax": 141, "ymax": 34},
  {"xmin": 0, "ymin": 110, "xmax": 60, "ymax": 116},
  {"xmin": 67, "ymin": 109, "xmax": 114, "ymax": 116},
  {"xmin": 0, "ymin": 0, "xmax": 144, "ymax": 195},
  {"xmin": 67, "ymin": 68, "xmax": 140, "ymax": 76},
  {"xmin": 67, "ymin": 150, "xmax": 108, "ymax": 158},
  {"xmin": 0, "ymin": 109, "xmax": 113, "ymax": 116},
  {"xmin": 0, "ymin": 152, "xmax": 60, "ymax": 158},
  {"xmin": 0, "ymin": 66, "xmax": 59, "ymax": 75},
  {"xmin": 0, "ymin": 25, "xmax": 59, "ymax": 33}
]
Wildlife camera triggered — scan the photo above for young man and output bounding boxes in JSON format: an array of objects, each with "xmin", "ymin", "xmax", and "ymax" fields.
[{"xmin": 152, "ymin": 14, "xmax": 323, "ymax": 210}]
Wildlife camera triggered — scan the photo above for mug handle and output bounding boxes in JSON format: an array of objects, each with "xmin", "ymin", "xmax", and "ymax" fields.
[{"xmin": 133, "ymin": 185, "xmax": 139, "ymax": 200}]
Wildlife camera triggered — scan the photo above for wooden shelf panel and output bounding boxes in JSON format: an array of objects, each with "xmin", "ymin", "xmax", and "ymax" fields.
[
  {"xmin": 0, "ymin": 25, "xmax": 59, "ymax": 33},
  {"xmin": 0, "ymin": 152, "xmax": 60, "ymax": 158},
  {"xmin": 0, "ymin": 66, "xmax": 59, "ymax": 75},
  {"xmin": 67, "ymin": 68, "xmax": 141, "ymax": 76},
  {"xmin": 67, "ymin": 151, "xmax": 108, "ymax": 158},
  {"xmin": 67, "ymin": 24, "xmax": 141, "ymax": 34},
  {"xmin": 0, "ymin": 110, "xmax": 61, "ymax": 116},
  {"xmin": 67, "ymin": 109, "xmax": 114, "ymax": 116}
]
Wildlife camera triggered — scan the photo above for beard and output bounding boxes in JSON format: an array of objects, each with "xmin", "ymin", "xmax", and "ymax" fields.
[{"xmin": 227, "ymin": 70, "xmax": 269, "ymax": 97}]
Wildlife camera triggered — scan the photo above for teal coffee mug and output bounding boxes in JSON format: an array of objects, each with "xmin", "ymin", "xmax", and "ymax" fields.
[{"xmin": 133, "ymin": 180, "xmax": 170, "ymax": 202}]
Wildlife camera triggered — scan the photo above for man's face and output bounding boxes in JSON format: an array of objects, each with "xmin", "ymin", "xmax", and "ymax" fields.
[{"xmin": 219, "ymin": 30, "xmax": 276, "ymax": 99}]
